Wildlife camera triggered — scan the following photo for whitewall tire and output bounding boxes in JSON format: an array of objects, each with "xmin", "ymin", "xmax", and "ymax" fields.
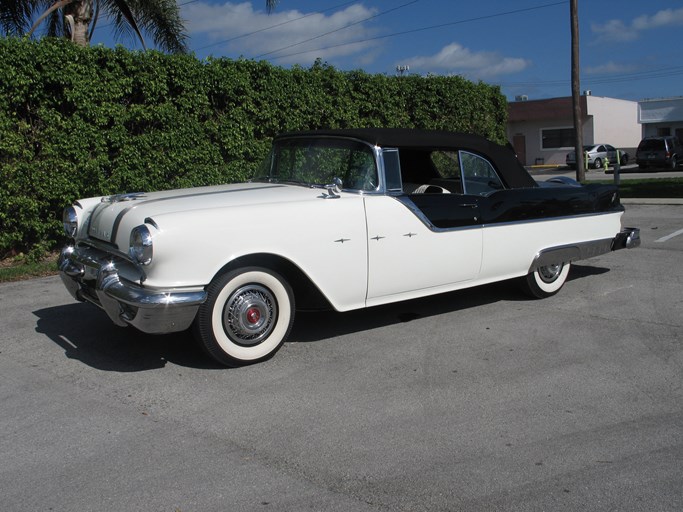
[
  {"xmin": 521, "ymin": 262, "xmax": 571, "ymax": 299},
  {"xmin": 194, "ymin": 267, "xmax": 295, "ymax": 366}
]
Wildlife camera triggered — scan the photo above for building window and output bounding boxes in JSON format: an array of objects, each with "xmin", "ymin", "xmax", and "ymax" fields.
[
  {"xmin": 657, "ymin": 127, "xmax": 671, "ymax": 136},
  {"xmin": 541, "ymin": 127, "xmax": 575, "ymax": 149}
]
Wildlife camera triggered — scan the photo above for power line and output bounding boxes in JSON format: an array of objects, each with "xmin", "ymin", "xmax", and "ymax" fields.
[
  {"xmin": 499, "ymin": 66, "xmax": 683, "ymax": 89},
  {"xmin": 266, "ymin": 0, "xmax": 568, "ymax": 61},
  {"xmin": 195, "ymin": 0, "xmax": 359, "ymax": 52},
  {"xmin": 254, "ymin": 0, "xmax": 419, "ymax": 59}
]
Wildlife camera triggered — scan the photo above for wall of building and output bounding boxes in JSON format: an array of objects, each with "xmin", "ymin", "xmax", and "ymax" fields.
[
  {"xmin": 507, "ymin": 95, "xmax": 640, "ymax": 166},
  {"xmin": 507, "ymin": 118, "xmax": 590, "ymax": 166},
  {"xmin": 639, "ymin": 98, "xmax": 683, "ymax": 141},
  {"xmin": 587, "ymin": 96, "xmax": 640, "ymax": 151}
]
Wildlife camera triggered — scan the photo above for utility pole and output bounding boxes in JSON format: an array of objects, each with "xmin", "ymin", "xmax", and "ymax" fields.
[{"xmin": 570, "ymin": 0, "xmax": 584, "ymax": 182}]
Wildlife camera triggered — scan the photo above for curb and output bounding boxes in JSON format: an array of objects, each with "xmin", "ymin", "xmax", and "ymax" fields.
[{"xmin": 621, "ymin": 198, "xmax": 683, "ymax": 205}]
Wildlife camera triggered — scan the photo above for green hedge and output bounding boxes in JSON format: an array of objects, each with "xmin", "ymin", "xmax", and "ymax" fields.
[{"xmin": 0, "ymin": 37, "xmax": 508, "ymax": 259}]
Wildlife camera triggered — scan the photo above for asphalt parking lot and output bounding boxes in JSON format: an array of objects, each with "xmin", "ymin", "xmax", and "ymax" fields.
[{"xmin": 1, "ymin": 203, "xmax": 682, "ymax": 512}]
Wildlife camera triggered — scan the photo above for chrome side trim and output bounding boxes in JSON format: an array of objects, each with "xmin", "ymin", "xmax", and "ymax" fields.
[
  {"xmin": 529, "ymin": 227, "xmax": 640, "ymax": 273},
  {"xmin": 529, "ymin": 239, "xmax": 612, "ymax": 273}
]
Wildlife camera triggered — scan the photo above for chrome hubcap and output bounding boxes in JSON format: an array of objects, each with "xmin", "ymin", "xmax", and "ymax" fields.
[
  {"xmin": 538, "ymin": 263, "xmax": 563, "ymax": 283},
  {"xmin": 223, "ymin": 285, "xmax": 277, "ymax": 346}
]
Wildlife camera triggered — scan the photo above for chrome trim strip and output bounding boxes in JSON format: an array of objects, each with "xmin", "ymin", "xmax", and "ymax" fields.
[
  {"xmin": 529, "ymin": 239, "xmax": 613, "ymax": 273},
  {"xmin": 529, "ymin": 227, "xmax": 640, "ymax": 273},
  {"xmin": 102, "ymin": 184, "xmax": 285, "ymax": 243}
]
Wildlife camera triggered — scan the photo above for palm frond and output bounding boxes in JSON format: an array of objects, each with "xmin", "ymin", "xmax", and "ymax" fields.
[
  {"xmin": 266, "ymin": 0, "xmax": 279, "ymax": 14},
  {"xmin": 101, "ymin": 0, "xmax": 186, "ymax": 53},
  {"xmin": 126, "ymin": 0, "xmax": 187, "ymax": 53},
  {"xmin": 0, "ymin": 0, "xmax": 50, "ymax": 35},
  {"xmin": 107, "ymin": 0, "xmax": 146, "ymax": 49}
]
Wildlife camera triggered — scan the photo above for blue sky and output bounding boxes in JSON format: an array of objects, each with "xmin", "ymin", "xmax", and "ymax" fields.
[{"xmin": 87, "ymin": 0, "xmax": 682, "ymax": 102}]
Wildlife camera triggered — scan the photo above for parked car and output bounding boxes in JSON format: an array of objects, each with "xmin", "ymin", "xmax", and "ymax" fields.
[
  {"xmin": 635, "ymin": 136, "xmax": 683, "ymax": 170},
  {"xmin": 566, "ymin": 144, "xmax": 628, "ymax": 169},
  {"xmin": 59, "ymin": 129, "xmax": 640, "ymax": 366}
]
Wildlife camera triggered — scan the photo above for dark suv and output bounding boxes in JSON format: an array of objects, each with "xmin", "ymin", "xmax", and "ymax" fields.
[{"xmin": 636, "ymin": 136, "xmax": 683, "ymax": 170}]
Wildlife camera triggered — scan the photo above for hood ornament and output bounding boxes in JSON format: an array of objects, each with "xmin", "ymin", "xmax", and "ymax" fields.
[
  {"xmin": 102, "ymin": 192, "xmax": 146, "ymax": 203},
  {"xmin": 324, "ymin": 177, "xmax": 343, "ymax": 199}
]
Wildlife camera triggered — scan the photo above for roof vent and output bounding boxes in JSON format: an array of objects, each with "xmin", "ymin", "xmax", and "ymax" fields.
[{"xmin": 583, "ymin": 90, "xmax": 592, "ymax": 96}]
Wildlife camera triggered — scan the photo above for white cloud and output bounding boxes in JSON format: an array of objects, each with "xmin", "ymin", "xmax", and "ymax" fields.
[
  {"xmin": 590, "ymin": 19, "xmax": 638, "ymax": 43},
  {"xmin": 403, "ymin": 43, "xmax": 530, "ymax": 79},
  {"xmin": 183, "ymin": 2, "xmax": 382, "ymax": 64},
  {"xmin": 591, "ymin": 7, "xmax": 683, "ymax": 43},
  {"xmin": 632, "ymin": 8, "xmax": 683, "ymax": 30}
]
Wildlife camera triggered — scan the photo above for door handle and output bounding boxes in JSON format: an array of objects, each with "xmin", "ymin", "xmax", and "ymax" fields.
[{"xmin": 458, "ymin": 203, "xmax": 478, "ymax": 208}]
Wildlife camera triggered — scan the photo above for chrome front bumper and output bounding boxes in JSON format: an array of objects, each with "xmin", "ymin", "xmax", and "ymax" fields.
[{"xmin": 59, "ymin": 245, "xmax": 207, "ymax": 334}]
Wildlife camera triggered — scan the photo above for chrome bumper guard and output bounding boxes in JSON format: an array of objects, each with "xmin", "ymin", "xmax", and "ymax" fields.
[
  {"xmin": 59, "ymin": 245, "xmax": 207, "ymax": 334},
  {"xmin": 612, "ymin": 227, "xmax": 641, "ymax": 250}
]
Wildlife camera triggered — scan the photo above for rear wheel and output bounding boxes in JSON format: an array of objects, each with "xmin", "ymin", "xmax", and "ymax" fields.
[
  {"xmin": 593, "ymin": 158, "xmax": 602, "ymax": 169},
  {"xmin": 520, "ymin": 262, "xmax": 571, "ymax": 299},
  {"xmin": 670, "ymin": 156, "xmax": 678, "ymax": 170},
  {"xmin": 194, "ymin": 267, "xmax": 295, "ymax": 366}
]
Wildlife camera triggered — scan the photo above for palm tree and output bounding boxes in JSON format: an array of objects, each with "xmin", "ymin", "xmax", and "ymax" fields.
[{"xmin": 0, "ymin": 0, "xmax": 281, "ymax": 54}]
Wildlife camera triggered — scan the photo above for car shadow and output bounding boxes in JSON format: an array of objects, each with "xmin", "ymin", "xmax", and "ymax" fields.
[
  {"xmin": 33, "ymin": 303, "xmax": 223, "ymax": 372},
  {"xmin": 290, "ymin": 263, "xmax": 609, "ymax": 343},
  {"xmin": 34, "ymin": 263, "xmax": 609, "ymax": 369}
]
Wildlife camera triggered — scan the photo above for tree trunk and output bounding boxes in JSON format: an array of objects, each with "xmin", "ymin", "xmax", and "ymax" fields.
[{"xmin": 64, "ymin": 0, "xmax": 93, "ymax": 46}]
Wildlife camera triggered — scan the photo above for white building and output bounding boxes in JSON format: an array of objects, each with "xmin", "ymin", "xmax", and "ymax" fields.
[
  {"xmin": 507, "ymin": 94, "xmax": 640, "ymax": 166},
  {"xmin": 638, "ymin": 97, "xmax": 683, "ymax": 141}
]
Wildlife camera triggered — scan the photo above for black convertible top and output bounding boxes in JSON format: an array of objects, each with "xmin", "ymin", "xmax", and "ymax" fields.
[{"xmin": 275, "ymin": 128, "xmax": 537, "ymax": 189}]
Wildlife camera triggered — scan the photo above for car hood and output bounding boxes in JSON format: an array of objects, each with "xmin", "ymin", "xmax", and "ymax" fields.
[{"xmin": 86, "ymin": 182, "xmax": 322, "ymax": 244}]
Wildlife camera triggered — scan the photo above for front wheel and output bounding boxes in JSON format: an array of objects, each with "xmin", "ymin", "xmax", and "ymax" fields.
[
  {"xmin": 520, "ymin": 262, "xmax": 571, "ymax": 299},
  {"xmin": 194, "ymin": 267, "xmax": 295, "ymax": 366}
]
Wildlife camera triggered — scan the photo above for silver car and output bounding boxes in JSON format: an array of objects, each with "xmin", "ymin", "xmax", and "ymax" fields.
[{"xmin": 566, "ymin": 144, "xmax": 629, "ymax": 169}]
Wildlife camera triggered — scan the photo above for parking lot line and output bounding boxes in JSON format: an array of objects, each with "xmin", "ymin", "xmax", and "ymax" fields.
[{"xmin": 655, "ymin": 228, "xmax": 683, "ymax": 243}]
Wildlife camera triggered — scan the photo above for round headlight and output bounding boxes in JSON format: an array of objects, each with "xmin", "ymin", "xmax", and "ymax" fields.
[
  {"xmin": 63, "ymin": 206, "xmax": 78, "ymax": 238},
  {"xmin": 129, "ymin": 225, "xmax": 153, "ymax": 266}
]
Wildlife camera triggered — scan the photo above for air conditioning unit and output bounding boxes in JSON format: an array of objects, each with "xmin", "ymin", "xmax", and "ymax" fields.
[{"xmin": 515, "ymin": 95, "xmax": 529, "ymax": 102}]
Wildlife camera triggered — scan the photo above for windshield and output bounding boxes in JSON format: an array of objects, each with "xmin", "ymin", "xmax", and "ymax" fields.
[{"xmin": 253, "ymin": 137, "xmax": 378, "ymax": 191}]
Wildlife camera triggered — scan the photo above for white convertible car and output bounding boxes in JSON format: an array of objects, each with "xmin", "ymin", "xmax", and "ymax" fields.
[{"xmin": 59, "ymin": 129, "xmax": 640, "ymax": 366}]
